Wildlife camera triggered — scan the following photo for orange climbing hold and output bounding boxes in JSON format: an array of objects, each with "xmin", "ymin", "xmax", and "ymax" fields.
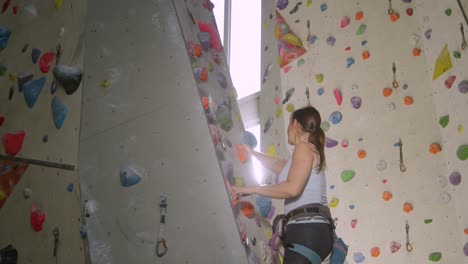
[
  {"xmin": 382, "ymin": 191, "xmax": 393, "ymax": 201},
  {"xmin": 236, "ymin": 145, "xmax": 249, "ymax": 164},
  {"xmin": 362, "ymin": 50, "xmax": 370, "ymax": 60},
  {"xmin": 240, "ymin": 201, "xmax": 255, "ymax": 218},
  {"xmin": 412, "ymin": 48, "xmax": 422, "ymax": 57},
  {"xmin": 403, "ymin": 202, "xmax": 413, "ymax": 213},
  {"xmin": 371, "ymin": 247, "xmax": 380, "ymax": 257},
  {"xmin": 464, "ymin": 228, "xmax": 468, "ymax": 235},
  {"xmin": 390, "ymin": 12, "xmax": 400, "ymax": 22},
  {"xmin": 194, "ymin": 44, "xmax": 203, "ymax": 58},
  {"xmin": 404, "ymin": 96, "xmax": 413, "ymax": 105},
  {"xmin": 355, "ymin": 11, "xmax": 364, "ymax": 21},
  {"xmin": 383, "ymin": 87, "xmax": 393, "ymax": 97},
  {"xmin": 200, "ymin": 67, "xmax": 208, "ymax": 82},
  {"xmin": 429, "ymin": 143, "xmax": 442, "ymax": 154},
  {"xmin": 357, "ymin": 150, "xmax": 367, "ymax": 159},
  {"xmin": 201, "ymin": 97, "xmax": 209, "ymax": 110}
]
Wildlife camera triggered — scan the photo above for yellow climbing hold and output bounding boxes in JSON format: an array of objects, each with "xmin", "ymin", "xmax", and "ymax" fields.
[
  {"xmin": 286, "ymin": 104, "xmax": 295, "ymax": 112},
  {"xmin": 276, "ymin": 108, "xmax": 282, "ymax": 118},
  {"xmin": 282, "ymin": 33, "xmax": 303, "ymax": 47},
  {"xmin": 329, "ymin": 197, "xmax": 340, "ymax": 208},
  {"xmin": 263, "ymin": 21, "xmax": 268, "ymax": 29},
  {"xmin": 307, "ymin": 0, "xmax": 312, "ymax": 6},
  {"xmin": 236, "ymin": 115, "xmax": 241, "ymax": 122},
  {"xmin": 54, "ymin": 0, "xmax": 63, "ymax": 10},
  {"xmin": 8, "ymin": 73, "xmax": 17, "ymax": 81},
  {"xmin": 458, "ymin": 125, "xmax": 464, "ymax": 134},
  {"xmin": 101, "ymin": 80, "xmax": 111, "ymax": 88},
  {"xmin": 234, "ymin": 177, "xmax": 244, "ymax": 187},
  {"xmin": 267, "ymin": 144, "xmax": 276, "ymax": 156},
  {"xmin": 264, "ymin": 229, "xmax": 272, "ymax": 239},
  {"xmin": 433, "ymin": 44, "xmax": 452, "ymax": 80},
  {"xmin": 0, "ymin": 190, "xmax": 5, "ymax": 201},
  {"xmin": 315, "ymin": 73, "xmax": 324, "ymax": 83}
]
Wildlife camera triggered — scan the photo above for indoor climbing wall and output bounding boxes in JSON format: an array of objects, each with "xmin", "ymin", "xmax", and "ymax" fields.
[
  {"xmin": 0, "ymin": 0, "xmax": 86, "ymax": 263},
  {"xmin": 259, "ymin": 0, "xmax": 468, "ymax": 263},
  {"xmin": 78, "ymin": 0, "xmax": 249, "ymax": 263}
]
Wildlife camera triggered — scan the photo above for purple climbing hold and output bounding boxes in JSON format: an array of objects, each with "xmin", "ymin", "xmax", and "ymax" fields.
[
  {"xmin": 464, "ymin": 242, "xmax": 468, "ymax": 256},
  {"xmin": 353, "ymin": 252, "xmax": 365, "ymax": 263},
  {"xmin": 402, "ymin": 0, "xmax": 412, "ymax": 3},
  {"xmin": 320, "ymin": 3, "xmax": 327, "ymax": 12},
  {"xmin": 326, "ymin": 36, "xmax": 336, "ymax": 46},
  {"xmin": 197, "ymin": 32, "xmax": 211, "ymax": 51},
  {"xmin": 276, "ymin": 0, "xmax": 289, "ymax": 10},
  {"xmin": 263, "ymin": 117, "xmax": 273, "ymax": 133},
  {"xmin": 17, "ymin": 73, "xmax": 34, "ymax": 93},
  {"xmin": 317, "ymin": 87, "xmax": 324, "ymax": 96},
  {"xmin": 31, "ymin": 48, "xmax": 41, "ymax": 64},
  {"xmin": 425, "ymin": 29, "xmax": 432, "ymax": 39},
  {"xmin": 458, "ymin": 80, "xmax": 468, "ymax": 94},
  {"xmin": 351, "ymin": 96, "xmax": 362, "ymax": 109},
  {"xmin": 449, "ymin": 171, "xmax": 461, "ymax": 186},
  {"xmin": 283, "ymin": 87, "xmax": 295, "ymax": 104},
  {"xmin": 361, "ymin": 40, "xmax": 368, "ymax": 46},
  {"xmin": 216, "ymin": 72, "xmax": 227, "ymax": 88},
  {"xmin": 326, "ymin": 138, "xmax": 339, "ymax": 148}
]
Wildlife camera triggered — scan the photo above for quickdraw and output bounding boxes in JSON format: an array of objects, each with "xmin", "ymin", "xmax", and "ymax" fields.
[
  {"xmin": 398, "ymin": 138, "xmax": 406, "ymax": 172},
  {"xmin": 156, "ymin": 194, "xmax": 168, "ymax": 257},
  {"xmin": 405, "ymin": 221, "xmax": 413, "ymax": 252},
  {"xmin": 387, "ymin": 0, "xmax": 394, "ymax": 15},
  {"xmin": 460, "ymin": 23, "xmax": 467, "ymax": 50},
  {"xmin": 392, "ymin": 62, "xmax": 399, "ymax": 88}
]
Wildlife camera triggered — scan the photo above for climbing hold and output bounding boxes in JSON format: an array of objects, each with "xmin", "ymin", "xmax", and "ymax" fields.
[
  {"xmin": 383, "ymin": 87, "xmax": 393, "ymax": 97},
  {"xmin": 387, "ymin": 102, "xmax": 396, "ymax": 110},
  {"xmin": 356, "ymin": 24, "xmax": 367, "ymax": 35},
  {"xmin": 362, "ymin": 50, "xmax": 370, "ymax": 60},
  {"xmin": 17, "ymin": 73, "xmax": 34, "ymax": 93},
  {"xmin": 242, "ymin": 131, "xmax": 257, "ymax": 148},
  {"xmin": 283, "ymin": 66, "xmax": 292, "ymax": 73},
  {"xmin": 262, "ymin": 63, "xmax": 273, "ymax": 84},
  {"xmin": 357, "ymin": 150, "xmax": 366, "ymax": 159},
  {"xmin": 119, "ymin": 165, "xmax": 142, "ymax": 187},
  {"xmin": 53, "ymin": 65, "xmax": 83, "ymax": 95},
  {"xmin": 309, "ymin": 35, "xmax": 317, "ymax": 44},
  {"xmin": 50, "ymin": 80, "xmax": 57, "ymax": 95},
  {"xmin": 341, "ymin": 139, "xmax": 348, "ymax": 148},
  {"xmin": 457, "ymin": 145, "xmax": 468, "ymax": 160},
  {"xmin": 0, "ymin": 65, "xmax": 6, "ymax": 76},
  {"xmin": 449, "ymin": 171, "xmax": 461, "ymax": 186},
  {"xmin": 424, "ymin": 219, "xmax": 433, "ymax": 224},
  {"xmin": 200, "ymin": 67, "xmax": 208, "ymax": 82},
  {"xmin": 8, "ymin": 86, "xmax": 14, "ymax": 101},
  {"xmin": 429, "ymin": 252, "xmax": 442, "ymax": 262},
  {"xmin": 437, "ymin": 175, "xmax": 448, "ymax": 187},
  {"xmin": 216, "ymin": 72, "xmax": 227, "ymax": 88},
  {"xmin": 23, "ymin": 188, "xmax": 32, "ymax": 199},
  {"xmin": 340, "ymin": 16, "xmax": 350, "ymax": 28},
  {"xmin": 30, "ymin": 204, "xmax": 46, "ymax": 232},
  {"xmin": 285, "ymin": 103, "xmax": 295, "ymax": 112},
  {"xmin": 445, "ymin": 8, "xmax": 452, "ymax": 16},
  {"xmin": 329, "ymin": 111, "xmax": 342, "ymax": 125},
  {"xmin": 439, "ymin": 192, "xmax": 451, "ymax": 204},
  {"xmin": 412, "ymin": 47, "xmax": 422, "ymax": 57},
  {"xmin": 458, "ymin": 125, "xmax": 464, "ymax": 134},
  {"xmin": 370, "ymin": 247, "xmax": 380, "ymax": 257},
  {"xmin": 306, "ymin": 0, "xmax": 312, "ymax": 6},
  {"xmin": 390, "ymin": 12, "xmax": 400, "ymax": 22},
  {"xmin": 54, "ymin": 0, "xmax": 62, "ymax": 9},
  {"xmin": 283, "ymin": 88, "xmax": 295, "ymax": 104},
  {"xmin": 317, "ymin": 87, "xmax": 324, "ymax": 96},
  {"xmin": 256, "ymin": 196, "xmax": 272, "ymax": 218},
  {"xmin": 39, "ymin": 52, "xmax": 56, "ymax": 73},
  {"xmin": 406, "ymin": 7, "xmax": 413, "ymax": 16},
  {"xmin": 274, "ymin": 96, "xmax": 280, "ymax": 105},
  {"xmin": 0, "ymin": 27, "xmax": 11, "ymax": 50},
  {"xmin": 289, "ymin": 2, "xmax": 302, "ymax": 14},
  {"xmin": 346, "ymin": 57, "xmax": 355, "ymax": 68},
  {"xmin": 349, "ymin": 204, "xmax": 355, "ymax": 210},
  {"xmin": 445, "ymin": 75, "xmax": 456, "ymax": 88},
  {"xmin": 198, "ymin": 22, "xmax": 222, "ymax": 52},
  {"xmin": 8, "ymin": 73, "xmax": 16, "ymax": 81},
  {"xmin": 355, "ymin": 11, "xmax": 364, "ymax": 21},
  {"xmin": 326, "ymin": 36, "xmax": 336, "ymax": 46},
  {"xmin": 458, "ymin": 80, "xmax": 468, "ymax": 94},
  {"xmin": 263, "ymin": 117, "xmax": 273, "ymax": 133},
  {"xmin": 328, "ymin": 198, "xmax": 339, "ymax": 208},
  {"xmin": 351, "ymin": 96, "xmax": 362, "ymax": 109},
  {"xmin": 361, "ymin": 40, "xmax": 368, "ymax": 46},
  {"xmin": 216, "ymin": 105, "xmax": 232, "ymax": 132},
  {"xmin": 297, "ymin": 58, "xmax": 305, "ymax": 66},
  {"xmin": 453, "ymin": 51, "xmax": 461, "ymax": 59},
  {"xmin": 464, "ymin": 243, "xmax": 468, "ymax": 256},
  {"xmin": 2, "ymin": 131, "xmax": 25, "ymax": 156},
  {"xmin": 236, "ymin": 145, "xmax": 249, "ymax": 164},
  {"xmin": 345, "ymin": 46, "xmax": 351, "ymax": 51},
  {"xmin": 326, "ymin": 138, "xmax": 338, "ymax": 148},
  {"xmin": 333, "ymin": 88, "xmax": 342, "ymax": 105},
  {"xmin": 282, "ymin": 33, "xmax": 303, "ymax": 47},
  {"xmin": 240, "ymin": 201, "xmax": 255, "ymax": 218},
  {"xmin": 315, "ymin": 73, "xmax": 324, "ymax": 83},
  {"xmin": 353, "ymin": 252, "xmax": 365, "ymax": 263},
  {"xmin": 276, "ymin": 108, "xmax": 282, "ymax": 118},
  {"xmin": 403, "ymin": 202, "xmax": 413, "ymax": 213},
  {"xmin": 383, "ymin": 191, "xmax": 392, "ymax": 201},
  {"xmin": 390, "ymin": 241, "xmax": 401, "ymax": 253},
  {"xmin": 51, "ymin": 96, "xmax": 69, "ymax": 129},
  {"xmin": 341, "ymin": 170, "xmax": 355, "ymax": 182},
  {"xmin": 439, "ymin": 115, "xmax": 449, "ymax": 128},
  {"xmin": 101, "ymin": 79, "xmax": 111, "ymax": 88},
  {"xmin": 321, "ymin": 121, "xmax": 330, "ymax": 132},
  {"xmin": 433, "ymin": 44, "xmax": 452, "ymax": 80},
  {"xmin": 425, "ymin": 29, "xmax": 432, "ymax": 39},
  {"xmin": 42, "ymin": 135, "xmax": 48, "ymax": 143},
  {"xmin": 67, "ymin": 183, "xmax": 74, "ymax": 192},
  {"xmin": 320, "ymin": 3, "xmax": 327, "ymax": 12},
  {"xmin": 351, "ymin": 219, "xmax": 357, "ymax": 229},
  {"xmin": 276, "ymin": 0, "xmax": 289, "ymax": 10},
  {"xmin": 197, "ymin": 32, "xmax": 211, "ymax": 51},
  {"xmin": 0, "ymin": 116, "xmax": 4, "ymax": 127},
  {"xmin": 404, "ymin": 96, "xmax": 413, "ymax": 105},
  {"xmin": 429, "ymin": 143, "xmax": 442, "ymax": 155}
]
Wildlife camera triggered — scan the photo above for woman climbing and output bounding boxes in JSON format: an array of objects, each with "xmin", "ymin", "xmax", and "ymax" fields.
[{"xmin": 232, "ymin": 106, "xmax": 334, "ymax": 264}]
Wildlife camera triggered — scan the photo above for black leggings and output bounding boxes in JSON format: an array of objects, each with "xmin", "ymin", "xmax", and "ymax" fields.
[{"xmin": 283, "ymin": 222, "xmax": 334, "ymax": 263}]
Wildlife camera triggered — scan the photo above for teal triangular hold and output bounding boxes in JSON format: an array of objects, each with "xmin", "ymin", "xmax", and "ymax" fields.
[
  {"xmin": 120, "ymin": 166, "xmax": 142, "ymax": 187},
  {"xmin": 23, "ymin": 76, "xmax": 46, "ymax": 108},
  {"xmin": 51, "ymin": 96, "xmax": 69, "ymax": 129}
]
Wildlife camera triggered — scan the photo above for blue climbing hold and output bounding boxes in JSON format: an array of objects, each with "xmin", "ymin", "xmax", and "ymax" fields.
[
  {"xmin": 119, "ymin": 165, "xmax": 142, "ymax": 187},
  {"xmin": 23, "ymin": 76, "xmax": 46, "ymax": 108},
  {"xmin": 17, "ymin": 73, "xmax": 34, "ymax": 93},
  {"xmin": 309, "ymin": 35, "xmax": 317, "ymax": 44},
  {"xmin": 317, "ymin": 87, "xmax": 324, "ymax": 96},
  {"xmin": 346, "ymin": 57, "xmax": 355, "ymax": 68},
  {"xmin": 329, "ymin": 111, "xmax": 343, "ymax": 124},
  {"xmin": 32, "ymin": 48, "xmax": 41, "ymax": 64},
  {"xmin": 0, "ymin": 27, "xmax": 12, "ymax": 50},
  {"xmin": 67, "ymin": 183, "xmax": 74, "ymax": 192},
  {"xmin": 320, "ymin": 3, "xmax": 327, "ymax": 12},
  {"xmin": 256, "ymin": 196, "xmax": 272, "ymax": 218},
  {"xmin": 361, "ymin": 40, "xmax": 368, "ymax": 46},
  {"xmin": 1, "ymin": 164, "xmax": 9, "ymax": 172},
  {"xmin": 353, "ymin": 252, "xmax": 365, "ymax": 263},
  {"xmin": 243, "ymin": 131, "xmax": 258, "ymax": 148},
  {"xmin": 51, "ymin": 96, "xmax": 69, "ymax": 129}
]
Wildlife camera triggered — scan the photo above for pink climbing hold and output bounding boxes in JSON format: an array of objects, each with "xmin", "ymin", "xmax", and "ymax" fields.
[
  {"xmin": 39, "ymin": 52, "xmax": 56, "ymax": 73},
  {"xmin": 2, "ymin": 131, "xmax": 25, "ymax": 156},
  {"xmin": 445, "ymin": 75, "xmax": 456, "ymax": 89},
  {"xmin": 340, "ymin": 16, "xmax": 350, "ymax": 28},
  {"xmin": 284, "ymin": 66, "xmax": 292, "ymax": 73},
  {"xmin": 333, "ymin": 88, "xmax": 342, "ymax": 105},
  {"xmin": 351, "ymin": 219, "xmax": 358, "ymax": 229},
  {"xmin": 30, "ymin": 204, "xmax": 46, "ymax": 232},
  {"xmin": 198, "ymin": 22, "xmax": 223, "ymax": 52}
]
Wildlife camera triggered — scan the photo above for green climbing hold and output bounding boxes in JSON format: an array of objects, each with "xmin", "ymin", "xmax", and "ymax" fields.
[
  {"xmin": 297, "ymin": 58, "xmax": 305, "ymax": 66},
  {"xmin": 456, "ymin": 145, "xmax": 468, "ymax": 160},
  {"xmin": 0, "ymin": 65, "xmax": 6, "ymax": 76},
  {"xmin": 439, "ymin": 115, "xmax": 449, "ymax": 128},
  {"xmin": 424, "ymin": 219, "xmax": 433, "ymax": 224},
  {"xmin": 429, "ymin": 252, "xmax": 442, "ymax": 262},
  {"xmin": 341, "ymin": 170, "xmax": 356, "ymax": 182},
  {"xmin": 321, "ymin": 121, "xmax": 330, "ymax": 132},
  {"xmin": 356, "ymin": 24, "xmax": 367, "ymax": 35},
  {"xmin": 445, "ymin": 8, "xmax": 452, "ymax": 16},
  {"xmin": 453, "ymin": 51, "xmax": 461, "ymax": 59}
]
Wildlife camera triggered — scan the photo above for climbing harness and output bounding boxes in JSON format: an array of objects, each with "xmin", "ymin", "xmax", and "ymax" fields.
[
  {"xmin": 405, "ymin": 220, "xmax": 413, "ymax": 252},
  {"xmin": 156, "ymin": 194, "xmax": 168, "ymax": 257},
  {"xmin": 392, "ymin": 62, "xmax": 399, "ymax": 89},
  {"xmin": 398, "ymin": 138, "xmax": 406, "ymax": 172},
  {"xmin": 460, "ymin": 23, "xmax": 467, "ymax": 50}
]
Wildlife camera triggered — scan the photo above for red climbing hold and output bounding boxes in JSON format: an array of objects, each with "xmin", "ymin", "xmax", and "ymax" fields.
[
  {"xmin": 30, "ymin": 205, "xmax": 46, "ymax": 232},
  {"xmin": 12, "ymin": 2, "xmax": 17, "ymax": 14},
  {"xmin": 406, "ymin": 8, "xmax": 413, "ymax": 16},
  {"xmin": 39, "ymin": 52, "xmax": 56, "ymax": 73},
  {"xmin": 1, "ymin": 0, "xmax": 11, "ymax": 14},
  {"xmin": 2, "ymin": 131, "xmax": 25, "ymax": 156},
  {"xmin": 0, "ymin": 116, "xmax": 4, "ymax": 127},
  {"xmin": 198, "ymin": 22, "xmax": 223, "ymax": 52}
]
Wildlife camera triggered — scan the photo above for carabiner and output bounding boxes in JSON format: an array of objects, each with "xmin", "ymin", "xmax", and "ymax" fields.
[
  {"xmin": 156, "ymin": 239, "xmax": 168, "ymax": 257},
  {"xmin": 392, "ymin": 81, "xmax": 399, "ymax": 88},
  {"xmin": 388, "ymin": 0, "xmax": 394, "ymax": 14}
]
